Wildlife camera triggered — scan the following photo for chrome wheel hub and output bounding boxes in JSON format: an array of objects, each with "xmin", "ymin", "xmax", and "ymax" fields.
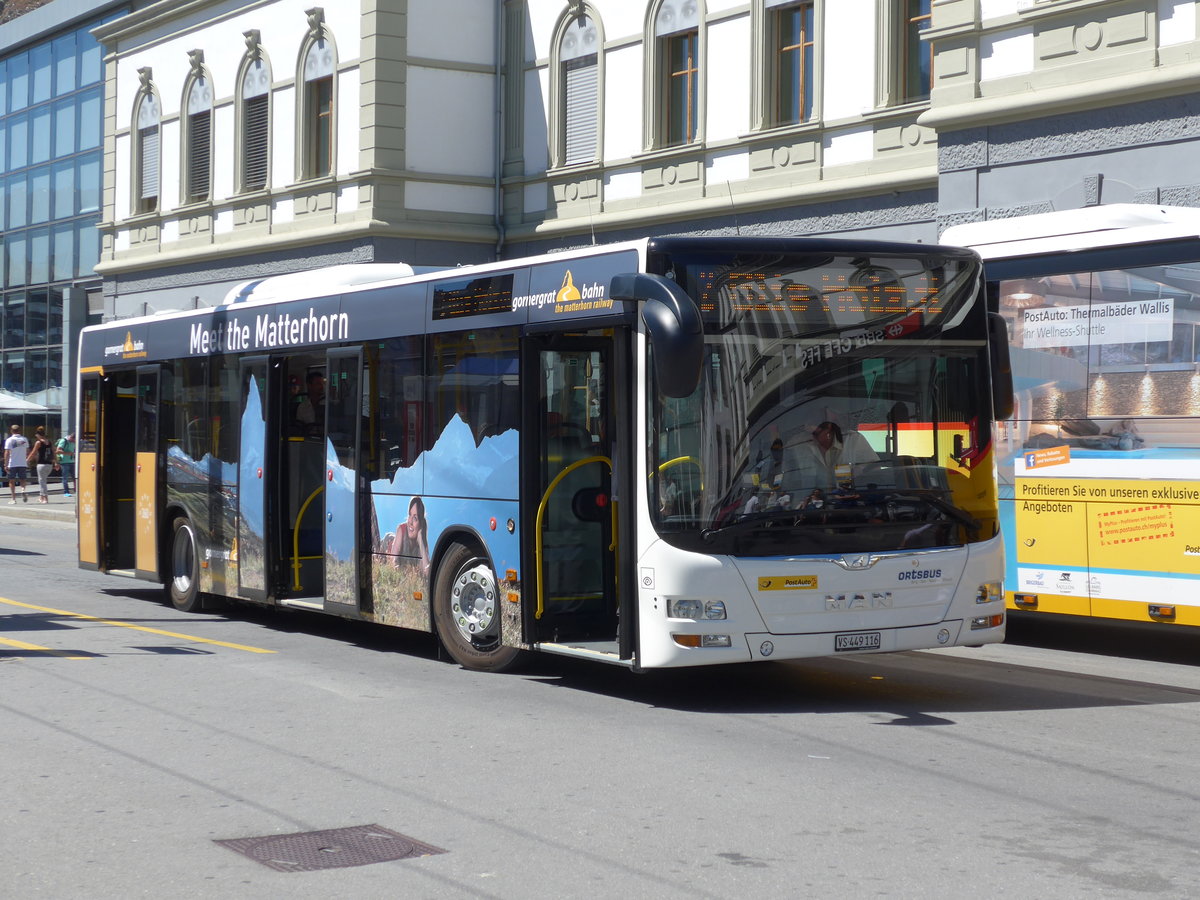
[{"xmin": 451, "ymin": 563, "xmax": 497, "ymax": 643}]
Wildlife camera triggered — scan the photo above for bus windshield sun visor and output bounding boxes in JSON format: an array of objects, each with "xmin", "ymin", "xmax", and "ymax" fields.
[{"xmin": 610, "ymin": 272, "xmax": 704, "ymax": 398}]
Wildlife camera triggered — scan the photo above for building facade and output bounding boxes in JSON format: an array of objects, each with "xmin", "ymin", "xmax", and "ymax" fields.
[
  {"xmin": 85, "ymin": 1, "xmax": 1200, "ymax": 319},
  {"xmin": 94, "ymin": 0, "xmax": 501, "ymax": 319},
  {"xmin": 0, "ymin": 0, "xmax": 126, "ymax": 431}
]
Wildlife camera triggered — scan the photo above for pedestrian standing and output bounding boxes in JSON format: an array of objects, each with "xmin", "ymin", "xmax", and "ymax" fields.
[
  {"xmin": 29, "ymin": 426, "xmax": 55, "ymax": 503},
  {"xmin": 4, "ymin": 424, "xmax": 29, "ymax": 503},
  {"xmin": 56, "ymin": 431, "xmax": 76, "ymax": 496}
]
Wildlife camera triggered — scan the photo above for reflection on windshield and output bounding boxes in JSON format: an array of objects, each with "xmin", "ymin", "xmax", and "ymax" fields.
[{"xmin": 649, "ymin": 249, "xmax": 992, "ymax": 557}]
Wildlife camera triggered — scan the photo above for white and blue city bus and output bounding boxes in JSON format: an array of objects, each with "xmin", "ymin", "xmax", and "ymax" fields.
[{"xmin": 76, "ymin": 237, "xmax": 1011, "ymax": 671}]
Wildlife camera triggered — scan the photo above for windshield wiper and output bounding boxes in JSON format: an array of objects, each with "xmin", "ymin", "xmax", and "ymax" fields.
[
  {"xmin": 700, "ymin": 509, "xmax": 804, "ymax": 543},
  {"xmin": 894, "ymin": 491, "xmax": 980, "ymax": 534}
]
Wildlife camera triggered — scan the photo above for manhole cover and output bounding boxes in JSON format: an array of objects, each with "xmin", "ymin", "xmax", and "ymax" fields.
[{"xmin": 215, "ymin": 824, "xmax": 445, "ymax": 872}]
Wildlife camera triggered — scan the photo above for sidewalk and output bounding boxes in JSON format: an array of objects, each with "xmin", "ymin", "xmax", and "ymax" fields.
[{"xmin": 0, "ymin": 478, "xmax": 77, "ymax": 523}]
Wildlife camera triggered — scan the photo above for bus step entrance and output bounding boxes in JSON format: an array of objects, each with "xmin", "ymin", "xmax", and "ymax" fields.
[{"xmin": 539, "ymin": 592, "xmax": 614, "ymax": 642}]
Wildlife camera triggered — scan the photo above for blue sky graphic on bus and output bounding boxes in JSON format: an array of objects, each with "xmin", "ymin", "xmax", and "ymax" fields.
[
  {"xmin": 325, "ymin": 438, "xmax": 357, "ymax": 562},
  {"xmin": 238, "ymin": 384, "xmax": 265, "ymax": 538},
  {"xmin": 424, "ymin": 414, "xmax": 519, "ymax": 499}
]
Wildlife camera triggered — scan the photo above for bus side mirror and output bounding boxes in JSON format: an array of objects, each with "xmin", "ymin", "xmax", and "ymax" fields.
[
  {"xmin": 610, "ymin": 272, "xmax": 704, "ymax": 398},
  {"xmin": 988, "ymin": 312, "xmax": 1014, "ymax": 421}
]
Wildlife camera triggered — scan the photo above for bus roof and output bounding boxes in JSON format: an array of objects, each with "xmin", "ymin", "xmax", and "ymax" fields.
[
  {"xmin": 83, "ymin": 238, "xmax": 652, "ymax": 336},
  {"xmin": 941, "ymin": 204, "xmax": 1200, "ymax": 261}
]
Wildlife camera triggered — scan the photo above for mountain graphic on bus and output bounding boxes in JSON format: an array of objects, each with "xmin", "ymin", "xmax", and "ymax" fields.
[{"xmin": 321, "ymin": 414, "xmax": 521, "ymax": 568}]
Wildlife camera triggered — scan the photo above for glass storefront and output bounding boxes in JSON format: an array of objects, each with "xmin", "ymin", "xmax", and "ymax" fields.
[{"xmin": 0, "ymin": 12, "xmax": 119, "ymax": 429}]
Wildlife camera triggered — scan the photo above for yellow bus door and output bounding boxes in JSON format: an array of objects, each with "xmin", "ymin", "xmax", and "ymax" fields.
[
  {"xmin": 78, "ymin": 372, "xmax": 101, "ymax": 569},
  {"xmin": 134, "ymin": 366, "xmax": 162, "ymax": 580}
]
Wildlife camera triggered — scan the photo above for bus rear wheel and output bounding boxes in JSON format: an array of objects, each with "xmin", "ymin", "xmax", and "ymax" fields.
[
  {"xmin": 167, "ymin": 517, "xmax": 204, "ymax": 613},
  {"xmin": 432, "ymin": 542, "xmax": 520, "ymax": 672}
]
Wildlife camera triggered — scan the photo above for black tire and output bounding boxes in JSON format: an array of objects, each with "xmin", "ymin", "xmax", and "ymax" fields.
[
  {"xmin": 167, "ymin": 517, "xmax": 204, "ymax": 612},
  {"xmin": 432, "ymin": 542, "xmax": 521, "ymax": 672}
]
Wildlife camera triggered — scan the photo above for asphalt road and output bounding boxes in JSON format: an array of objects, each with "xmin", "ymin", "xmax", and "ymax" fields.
[{"xmin": 3, "ymin": 514, "xmax": 1200, "ymax": 898}]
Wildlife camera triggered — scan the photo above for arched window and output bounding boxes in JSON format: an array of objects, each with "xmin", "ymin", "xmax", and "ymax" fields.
[
  {"xmin": 299, "ymin": 17, "xmax": 336, "ymax": 180},
  {"xmin": 553, "ymin": 10, "xmax": 602, "ymax": 167},
  {"xmin": 238, "ymin": 36, "xmax": 272, "ymax": 193},
  {"xmin": 182, "ymin": 60, "xmax": 213, "ymax": 204},
  {"xmin": 648, "ymin": 0, "xmax": 704, "ymax": 148},
  {"xmin": 132, "ymin": 70, "xmax": 160, "ymax": 214}
]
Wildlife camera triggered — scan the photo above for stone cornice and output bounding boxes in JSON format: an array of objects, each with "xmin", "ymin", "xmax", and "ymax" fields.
[{"xmin": 921, "ymin": 61, "xmax": 1200, "ymax": 131}]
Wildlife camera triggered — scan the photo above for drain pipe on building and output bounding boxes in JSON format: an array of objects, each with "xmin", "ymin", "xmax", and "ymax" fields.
[{"xmin": 493, "ymin": 4, "xmax": 506, "ymax": 259}]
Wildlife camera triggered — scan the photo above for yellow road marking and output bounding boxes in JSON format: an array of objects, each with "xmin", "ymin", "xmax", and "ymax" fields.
[
  {"xmin": 0, "ymin": 597, "xmax": 276, "ymax": 654},
  {"xmin": 0, "ymin": 635, "xmax": 91, "ymax": 660}
]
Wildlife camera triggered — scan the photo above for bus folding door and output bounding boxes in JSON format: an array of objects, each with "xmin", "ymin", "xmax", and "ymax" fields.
[
  {"xmin": 237, "ymin": 357, "xmax": 273, "ymax": 600},
  {"xmin": 324, "ymin": 348, "xmax": 364, "ymax": 611},
  {"xmin": 78, "ymin": 372, "xmax": 102, "ymax": 570},
  {"xmin": 134, "ymin": 365, "xmax": 163, "ymax": 580},
  {"xmin": 524, "ymin": 333, "xmax": 632, "ymax": 654}
]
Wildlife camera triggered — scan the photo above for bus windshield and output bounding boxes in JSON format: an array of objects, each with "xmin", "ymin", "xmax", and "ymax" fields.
[{"xmin": 649, "ymin": 247, "xmax": 994, "ymax": 557}]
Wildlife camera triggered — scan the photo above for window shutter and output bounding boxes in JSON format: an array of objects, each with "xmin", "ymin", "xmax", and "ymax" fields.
[
  {"xmin": 139, "ymin": 126, "xmax": 159, "ymax": 202},
  {"xmin": 563, "ymin": 56, "xmax": 597, "ymax": 166},
  {"xmin": 243, "ymin": 95, "xmax": 269, "ymax": 191},
  {"xmin": 188, "ymin": 110, "xmax": 211, "ymax": 202}
]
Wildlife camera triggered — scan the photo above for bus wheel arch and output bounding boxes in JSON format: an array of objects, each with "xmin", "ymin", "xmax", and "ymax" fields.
[
  {"xmin": 431, "ymin": 538, "xmax": 520, "ymax": 672},
  {"xmin": 158, "ymin": 503, "xmax": 189, "ymax": 582}
]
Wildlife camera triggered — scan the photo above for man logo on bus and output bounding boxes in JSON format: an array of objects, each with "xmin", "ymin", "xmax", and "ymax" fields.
[{"xmin": 556, "ymin": 271, "xmax": 582, "ymax": 304}]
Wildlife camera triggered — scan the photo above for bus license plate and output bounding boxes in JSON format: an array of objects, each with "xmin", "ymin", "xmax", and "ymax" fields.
[{"xmin": 835, "ymin": 631, "xmax": 881, "ymax": 652}]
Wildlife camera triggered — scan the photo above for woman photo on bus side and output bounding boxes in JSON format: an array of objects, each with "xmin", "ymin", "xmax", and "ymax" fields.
[{"xmin": 387, "ymin": 495, "xmax": 431, "ymax": 577}]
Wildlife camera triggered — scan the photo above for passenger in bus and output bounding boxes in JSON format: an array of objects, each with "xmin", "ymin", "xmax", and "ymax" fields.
[
  {"xmin": 658, "ymin": 472, "xmax": 680, "ymax": 517},
  {"xmin": 387, "ymin": 495, "xmax": 431, "ymax": 577},
  {"xmin": 753, "ymin": 438, "xmax": 786, "ymax": 489},
  {"xmin": 295, "ymin": 371, "xmax": 326, "ymax": 435}
]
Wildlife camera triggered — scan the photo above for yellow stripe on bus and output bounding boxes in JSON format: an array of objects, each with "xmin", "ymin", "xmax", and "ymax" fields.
[{"xmin": 0, "ymin": 597, "xmax": 276, "ymax": 654}]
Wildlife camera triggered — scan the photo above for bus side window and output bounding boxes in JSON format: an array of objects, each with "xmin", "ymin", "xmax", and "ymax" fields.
[
  {"xmin": 427, "ymin": 328, "xmax": 519, "ymax": 449},
  {"xmin": 177, "ymin": 357, "xmax": 208, "ymax": 461},
  {"xmin": 376, "ymin": 336, "xmax": 424, "ymax": 479}
]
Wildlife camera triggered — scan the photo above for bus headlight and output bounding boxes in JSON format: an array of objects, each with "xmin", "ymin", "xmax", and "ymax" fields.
[
  {"xmin": 668, "ymin": 598, "xmax": 703, "ymax": 619},
  {"xmin": 668, "ymin": 598, "xmax": 728, "ymax": 620},
  {"xmin": 975, "ymin": 581, "xmax": 1002, "ymax": 604}
]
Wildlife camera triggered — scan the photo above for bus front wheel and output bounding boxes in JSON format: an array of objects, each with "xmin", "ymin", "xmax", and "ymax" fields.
[
  {"xmin": 432, "ymin": 543, "xmax": 520, "ymax": 672},
  {"xmin": 167, "ymin": 517, "xmax": 204, "ymax": 613}
]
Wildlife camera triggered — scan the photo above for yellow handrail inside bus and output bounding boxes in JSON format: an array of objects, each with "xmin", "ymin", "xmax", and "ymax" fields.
[
  {"xmin": 292, "ymin": 485, "xmax": 325, "ymax": 590},
  {"xmin": 534, "ymin": 455, "xmax": 613, "ymax": 620},
  {"xmin": 656, "ymin": 455, "xmax": 703, "ymax": 490}
]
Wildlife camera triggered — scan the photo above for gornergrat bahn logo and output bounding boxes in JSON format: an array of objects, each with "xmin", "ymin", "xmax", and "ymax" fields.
[{"xmin": 105, "ymin": 331, "xmax": 147, "ymax": 360}]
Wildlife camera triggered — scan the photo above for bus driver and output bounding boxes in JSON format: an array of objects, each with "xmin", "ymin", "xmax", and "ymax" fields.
[{"xmin": 791, "ymin": 420, "xmax": 878, "ymax": 491}]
